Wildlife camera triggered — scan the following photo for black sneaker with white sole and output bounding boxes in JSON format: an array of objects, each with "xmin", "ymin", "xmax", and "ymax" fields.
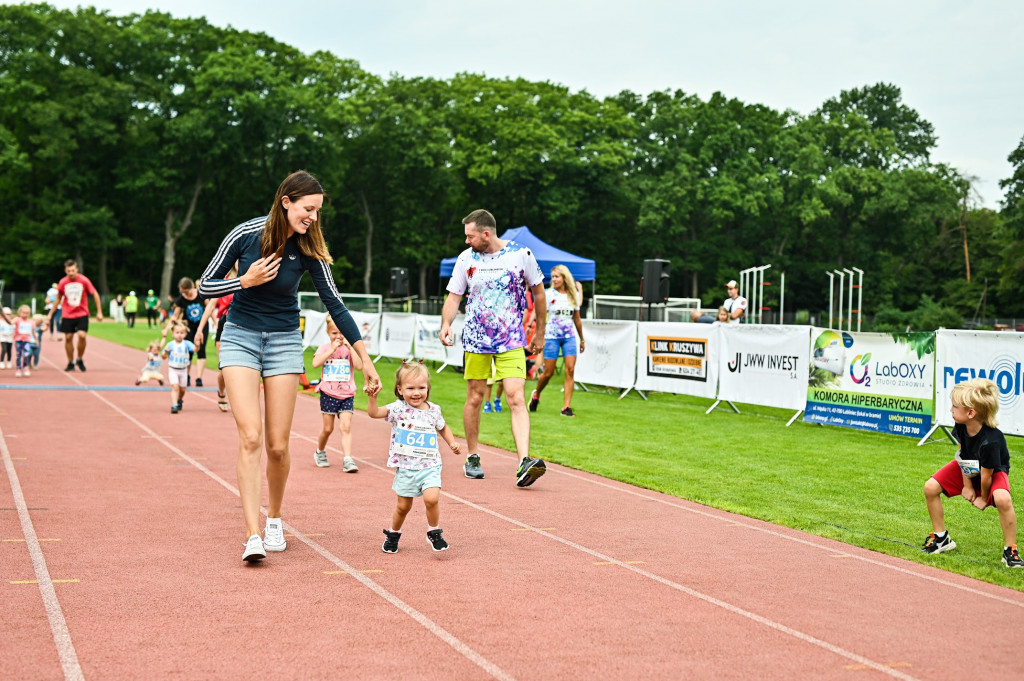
[
  {"xmin": 65, "ymin": 362, "xmax": 75, "ymax": 372},
  {"xmin": 516, "ymin": 457, "xmax": 547, "ymax": 487},
  {"xmin": 382, "ymin": 529, "xmax": 401, "ymax": 553},
  {"xmin": 464, "ymin": 454, "xmax": 484, "ymax": 479},
  {"xmin": 922, "ymin": 532, "xmax": 956, "ymax": 554},
  {"xmin": 426, "ymin": 529, "xmax": 449, "ymax": 552},
  {"xmin": 75, "ymin": 358, "xmax": 86, "ymax": 372},
  {"xmin": 1003, "ymin": 546, "xmax": 1023, "ymax": 568}
]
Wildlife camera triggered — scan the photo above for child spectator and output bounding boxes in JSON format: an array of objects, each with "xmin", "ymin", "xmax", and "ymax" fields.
[
  {"xmin": 0, "ymin": 308, "xmax": 13, "ymax": 370},
  {"xmin": 311, "ymin": 315, "xmax": 363, "ymax": 472},
  {"xmin": 30, "ymin": 314, "xmax": 44, "ymax": 368},
  {"xmin": 136, "ymin": 340, "xmax": 166, "ymax": 386},
  {"xmin": 12, "ymin": 305, "xmax": 38, "ymax": 377},
  {"xmin": 922, "ymin": 377, "xmax": 1022, "ymax": 568},
  {"xmin": 162, "ymin": 322, "xmax": 195, "ymax": 414},
  {"xmin": 366, "ymin": 362, "xmax": 460, "ymax": 553}
]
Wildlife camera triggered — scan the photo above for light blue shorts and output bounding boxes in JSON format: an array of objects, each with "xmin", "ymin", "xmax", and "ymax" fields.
[
  {"xmin": 544, "ymin": 336, "xmax": 577, "ymax": 360},
  {"xmin": 219, "ymin": 321, "xmax": 304, "ymax": 378},
  {"xmin": 392, "ymin": 465, "xmax": 442, "ymax": 498}
]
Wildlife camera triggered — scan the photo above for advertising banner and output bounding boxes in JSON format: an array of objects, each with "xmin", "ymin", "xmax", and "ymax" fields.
[
  {"xmin": 574, "ymin": 320, "xmax": 638, "ymax": 390},
  {"xmin": 717, "ymin": 325, "xmax": 811, "ymax": 411},
  {"xmin": 378, "ymin": 312, "xmax": 417, "ymax": 359},
  {"xmin": 803, "ymin": 329, "xmax": 935, "ymax": 438},
  {"xmin": 350, "ymin": 311, "xmax": 381, "ymax": 356},
  {"xmin": 445, "ymin": 314, "xmax": 466, "ymax": 368},
  {"xmin": 414, "ymin": 315, "xmax": 447, "ymax": 363},
  {"xmin": 302, "ymin": 310, "xmax": 380, "ymax": 357},
  {"xmin": 634, "ymin": 322, "xmax": 719, "ymax": 398},
  {"xmin": 935, "ymin": 330, "xmax": 1024, "ymax": 437},
  {"xmin": 301, "ymin": 310, "xmax": 327, "ymax": 350}
]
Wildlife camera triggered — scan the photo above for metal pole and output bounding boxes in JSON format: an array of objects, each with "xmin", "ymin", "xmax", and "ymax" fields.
[
  {"xmin": 779, "ymin": 271, "xmax": 785, "ymax": 324},
  {"xmin": 827, "ymin": 272, "xmax": 834, "ymax": 329},
  {"xmin": 833, "ymin": 270, "xmax": 845, "ymax": 330},
  {"xmin": 852, "ymin": 267, "xmax": 864, "ymax": 332},
  {"xmin": 843, "ymin": 268, "xmax": 855, "ymax": 332}
]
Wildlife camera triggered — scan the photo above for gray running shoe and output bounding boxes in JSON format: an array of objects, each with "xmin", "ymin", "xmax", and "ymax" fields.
[
  {"xmin": 342, "ymin": 456, "xmax": 359, "ymax": 473},
  {"xmin": 314, "ymin": 449, "xmax": 330, "ymax": 467},
  {"xmin": 464, "ymin": 454, "xmax": 484, "ymax": 479},
  {"xmin": 516, "ymin": 457, "xmax": 547, "ymax": 488}
]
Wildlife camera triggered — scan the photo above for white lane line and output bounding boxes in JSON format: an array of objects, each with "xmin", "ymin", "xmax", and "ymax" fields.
[
  {"xmin": 473, "ymin": 442, "xmax": 1024, "ymax": 609},
  {"xmin": 0, "ymin": 424, "xmax": 84, "ymax": 681},
  {"xmin": 81, "ymin": 383, "xmax": 516, "ymax": 681},
  {"xmin": 295, "ymin": 434, "xmax": 920, "ymax": 681}
]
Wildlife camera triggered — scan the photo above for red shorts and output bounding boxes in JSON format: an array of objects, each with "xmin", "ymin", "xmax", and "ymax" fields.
[{"xmin": 931, "ymin": 460, "xmax": 1011, "ymax": 507}]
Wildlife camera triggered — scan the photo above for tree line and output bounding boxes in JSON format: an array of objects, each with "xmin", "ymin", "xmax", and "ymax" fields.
[{"xmin": 2, "ymin": 4, "xmax": 1022, "ymax": 326}]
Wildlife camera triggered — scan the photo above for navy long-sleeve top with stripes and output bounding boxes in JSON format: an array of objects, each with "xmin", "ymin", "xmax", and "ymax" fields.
[{"xmin": 198, "ymin": 216, "xmax": 360, "ymax": 346}]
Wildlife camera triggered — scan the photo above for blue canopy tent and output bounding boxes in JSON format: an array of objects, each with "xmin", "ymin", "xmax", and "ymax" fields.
[{"xmin": 439, "ymin": 226, "xmax": 595, "ymax": 284}]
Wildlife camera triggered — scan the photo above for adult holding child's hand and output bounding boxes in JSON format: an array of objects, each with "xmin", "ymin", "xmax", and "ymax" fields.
[{"xmin": 198, "ymin": 170, "xmax": 382, "ymax": 563}]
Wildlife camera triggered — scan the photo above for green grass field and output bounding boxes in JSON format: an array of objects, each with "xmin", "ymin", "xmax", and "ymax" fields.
[{"xmin": 89, "ymin": 321, "xmax": 1024, "ymax": 590}]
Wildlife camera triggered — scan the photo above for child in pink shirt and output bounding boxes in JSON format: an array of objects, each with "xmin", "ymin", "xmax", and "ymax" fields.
[{"xmin": 311, "ymin": 315, "xmax": 363, "ymax": 472}]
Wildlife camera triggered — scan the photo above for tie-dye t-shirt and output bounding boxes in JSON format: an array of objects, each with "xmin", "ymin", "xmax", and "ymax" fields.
[
  {"xmin": 544, "ymin": 288, "xmax": 579, "ymax": 340},
  {"xmin": 385, "ymin": 400, "xmax": 446, "ymax": 470},
  {"xmin": 447, "ymin": 241, "xmax": 544, "ymax": 354}
]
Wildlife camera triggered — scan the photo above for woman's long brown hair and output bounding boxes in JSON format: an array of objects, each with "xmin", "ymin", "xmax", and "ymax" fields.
[{"xmin": 260, "ymin": 170, "xmax": 333, "ymax": 263}]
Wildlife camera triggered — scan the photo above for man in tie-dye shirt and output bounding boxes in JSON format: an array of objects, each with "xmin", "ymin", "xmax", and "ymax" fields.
[{"xmin": 440, "ymin": 209, "xmax": 549, "ymax": 488}]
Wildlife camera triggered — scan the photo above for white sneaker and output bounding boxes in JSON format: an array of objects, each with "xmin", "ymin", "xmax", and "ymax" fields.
[
  {"xmin": 343, "ymin": 456, "xmax": 359, "ymax": 473},
  {"xmin": 15, "ymin": 370, "xmax": 22, "ymax": 377},
  {"xmin": 263, "ymin": 518, "xmax": 286, "ymax": 552},
  {"xmin": 314, "ymin": 449, "xmax": 330, "ymax": 467},
  {"xmin": 242, "ymin": 534, "xmax": 266, "ymax": 562},
  {"xmin": 23, "ymin": 369, "xmax": 30, "ymax": 377}
]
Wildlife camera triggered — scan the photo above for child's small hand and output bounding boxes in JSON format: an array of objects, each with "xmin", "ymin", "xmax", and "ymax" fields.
[
  {"xmin": 449, "ymin": 441, "xmax": 461, "ymax": 455},
  {"xmin": 332, "ymin": 337, "xmax": 344, "ymax": 349},
  {"xmin": 972, "ymin": 497, "xmax": 987, "ymax": 510}
]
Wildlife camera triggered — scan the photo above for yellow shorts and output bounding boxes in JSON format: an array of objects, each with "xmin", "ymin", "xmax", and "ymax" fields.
[{"xmin": 464, "ymin": 349, "xmax": 526, "ymax": 381}]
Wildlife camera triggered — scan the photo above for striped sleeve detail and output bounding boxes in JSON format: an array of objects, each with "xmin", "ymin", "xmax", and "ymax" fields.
[{"xmin": 198, "ymin": 218, "xmax": 264, "ymax": 298}]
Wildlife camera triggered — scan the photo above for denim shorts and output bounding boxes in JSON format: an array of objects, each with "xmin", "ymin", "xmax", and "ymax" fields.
[
  {"xmin": 392, "ymin": 465, "xmax": 442, "ymax": 497},
  {"xmin": 543, "ymin": 336, "xmax": 577, "ymax": 360},
  {"xmin": 219, "ymin": 321, "xmax": 304, "ymax": 377}
]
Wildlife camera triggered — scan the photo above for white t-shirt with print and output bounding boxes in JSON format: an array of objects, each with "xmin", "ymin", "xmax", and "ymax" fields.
[
  {"xmin": 544, "ymin": 288, "xmax": 579, "ymax": 339},
  {"xmin": 723, "ymin": 295, "xmax": 748, "ymax": 325},
  {"xmin": 447, "ymin": 241, "xmax": 544, "ymax": 354},
  {"xmin": 385, "ymin": 400, "xmax": 446, "ymax": 471}
]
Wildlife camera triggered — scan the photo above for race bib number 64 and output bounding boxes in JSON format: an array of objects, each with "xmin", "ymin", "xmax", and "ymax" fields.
[{"xmin": 394, "ymin": 422, "xmax": 439, "ymax": 459}]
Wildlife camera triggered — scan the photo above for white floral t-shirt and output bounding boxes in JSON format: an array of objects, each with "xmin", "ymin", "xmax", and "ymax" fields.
[
  {"xmin": 447, "ymin": 241, "xmax": 544, "ymax": 354},
  {"xmin": 385, "ymin": 400, "xmax": 446, "ymax": 470}
]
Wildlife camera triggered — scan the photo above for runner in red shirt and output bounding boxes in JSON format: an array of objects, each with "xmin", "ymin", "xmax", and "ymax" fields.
[{"xmin": 46, "ymin": 259, "xmax": 104, "ymax": 372}]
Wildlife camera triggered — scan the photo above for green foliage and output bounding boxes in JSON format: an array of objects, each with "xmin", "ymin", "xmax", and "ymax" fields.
[{"xmin": 2, "ymin": 5, "xmax": 1022, "ymax": 324}]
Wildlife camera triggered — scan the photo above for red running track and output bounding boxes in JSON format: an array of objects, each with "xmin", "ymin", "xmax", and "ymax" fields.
[{"xmin": 2, "ymin": 336, "xmax": 1023, "ymax": 680}]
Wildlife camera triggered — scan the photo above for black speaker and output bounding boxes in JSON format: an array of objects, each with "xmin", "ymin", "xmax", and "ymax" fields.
[
  {"xmin": 389, "ymin": 267, "xmax": 409, "ymax": 298},
  {"xmin": 641, "ymin": 259, "xmax": 670, "ymax": 303}
]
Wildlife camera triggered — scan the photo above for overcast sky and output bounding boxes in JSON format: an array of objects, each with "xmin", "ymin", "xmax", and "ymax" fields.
[{"xmin": 36, "ymin": 0, "xmax": 1024, "ymax": 208}]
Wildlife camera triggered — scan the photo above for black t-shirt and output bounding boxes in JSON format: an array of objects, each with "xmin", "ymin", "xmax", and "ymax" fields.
[
  {"xmin": 953, "ymin": 423, "xmax": 1010, "ymax": 474},
  {"xmin": 173, "ymin": 294, "xmax": 206, "ymax": 334}
]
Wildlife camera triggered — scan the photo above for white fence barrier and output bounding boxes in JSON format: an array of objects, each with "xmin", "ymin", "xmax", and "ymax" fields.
[
  {"xmin": 718, "ymin": 325, "xmax": 810, "ymax": 412},
  {"xmin": 575, "ymin": 320, "xmax": 638, "ymax": 390},
  {"xmin": 934, "ymin": 329, "xmax": 1024, "ymax": 437},
  {"xmin": 803, "ymin": 329, "xmax": 935, "ymax": 438},
  {"xmin": 634, "ymin": 322, "xmax": 719, "ymax": 399}
]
